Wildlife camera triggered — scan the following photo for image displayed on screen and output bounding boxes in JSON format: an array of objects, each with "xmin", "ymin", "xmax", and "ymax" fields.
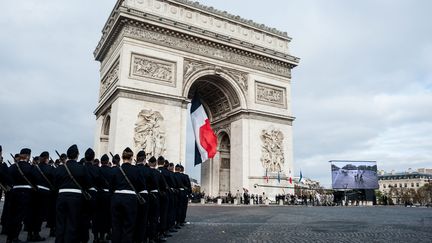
[{"xmin": 331, "ymin": 161, "xmax": 379, "ymax": 189}]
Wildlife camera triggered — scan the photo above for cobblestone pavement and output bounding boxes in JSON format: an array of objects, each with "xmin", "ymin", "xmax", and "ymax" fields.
[{"xmin": 1, "ymin": 202, "xmax": 431, "ymax": 242}]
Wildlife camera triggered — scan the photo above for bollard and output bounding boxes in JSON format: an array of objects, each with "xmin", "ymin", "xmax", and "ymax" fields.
[
  {"xmin": 249, "ymin": 199, "xmax": 254, "ymax": 205},
  {"xmin": 234, "ymin": 199, "xmax": 238, "ymax": 205},
  {"xmin": 279, "ymin": 200, "xmax": 283, "ymax": 206},
  {"xmin": 265, "ymin": 199, "xmax": 270, "ymax": 206},
  {"xmin": 200, "ymin": 198, "xmax": 205, "ymax": 205},
  {"xmin": 217, "ymin": 198, "xmax": 222, "ymax": 205}
]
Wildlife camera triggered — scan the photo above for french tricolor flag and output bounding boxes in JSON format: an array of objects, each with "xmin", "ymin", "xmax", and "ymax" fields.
[{"xmin": 191, "ymin": 93, "xmax": 217, "ymax": 166}]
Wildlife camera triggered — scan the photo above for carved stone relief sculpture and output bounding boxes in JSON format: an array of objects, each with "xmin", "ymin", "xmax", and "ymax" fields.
[
  {"xmin": 130, "ymin": 53, "xmax": 176, "ymax": 86},
  {"xmin": 255, "ymin": 82, "xmax": 286, "ymax": 108},
  {"xmin": 100, "ymin": 59, "xmax": 119, "ymax": 98},
  {"xmin": 260, "ymin": 128, "xmax": 284, "ymax": 172},
  {"xmin": 134, "ymin": 109, "xmax": 166, "ymax": 157}
]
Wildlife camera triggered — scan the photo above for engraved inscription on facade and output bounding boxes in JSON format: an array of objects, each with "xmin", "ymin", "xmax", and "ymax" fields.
[
  {"xmin": 134, "ymin": 109, "xmax": 166, "ymax": 157},
  {"xmin": 130, "ymin": 53, "xmax": 176, "ymax": 86},
  {"xmin": 260, "ymin": 128, "xmax": 284, "ymax": 172},
  {"xmin": 255, "ymin": 82, "xmax": 286, "ymax": 108},
  {"xmin": 100, "ymin": 59, "xmax": 119, "ymax": 98}
]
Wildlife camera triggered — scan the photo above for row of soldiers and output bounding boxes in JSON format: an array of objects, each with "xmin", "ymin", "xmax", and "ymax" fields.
[{"xmin": 0, "ymin": 145, "xmax": 192, "ymax": 243}]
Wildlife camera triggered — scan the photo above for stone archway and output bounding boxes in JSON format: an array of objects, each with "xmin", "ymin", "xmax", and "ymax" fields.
[
  {"xmin": 185, "ymin": 73, "xmax": 242, "ymax": 196},
  {"xmin": 93, "ymin": 0, "xmax": 299, "ymax": 199}
]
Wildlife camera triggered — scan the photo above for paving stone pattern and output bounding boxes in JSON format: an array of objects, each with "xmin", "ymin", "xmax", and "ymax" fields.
[{"xmin": 1, "ymin": 202, "xmax": 431, "ymax": 242}]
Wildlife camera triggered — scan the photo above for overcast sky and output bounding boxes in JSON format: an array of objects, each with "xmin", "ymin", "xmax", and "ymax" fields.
[{"xmin": 1, "ymin": 0, "xmax": 431, "ymax": 188}]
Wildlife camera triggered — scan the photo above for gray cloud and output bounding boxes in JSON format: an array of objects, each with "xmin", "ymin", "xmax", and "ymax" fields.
[{"xmin": 1, "ymin": 1, "xmax": 431, "ymax": 187}]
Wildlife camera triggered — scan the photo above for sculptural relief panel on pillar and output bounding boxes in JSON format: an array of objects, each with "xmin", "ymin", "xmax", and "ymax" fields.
[
  {"xmin": 99, "ymin": 58, "xmax": 120, "ymax": 100},
  {"xmin": 260, "ymin": 127, "xmax": 285, "ymax": 173},
  {"xmin": 133, "ymin": 109, "xmax": 167, "ymax": 158}
]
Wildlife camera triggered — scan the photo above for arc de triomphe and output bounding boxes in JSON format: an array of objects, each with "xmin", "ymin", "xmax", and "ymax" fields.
[{"xmin": 93, "ymin": 0, "xmax": 299, "ymax": 197}]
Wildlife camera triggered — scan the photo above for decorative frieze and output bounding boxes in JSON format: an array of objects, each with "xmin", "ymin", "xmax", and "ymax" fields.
[
  {"xmin": 134, "ymin": 109, "xmax": 166, "ymax": 157},
  {"xmin": 260, "ymin": 128, "xmax": 285, "ymax": 172},
  {"xmin": 123, "ymin": 0, "xmax": 290, "ymax": 54},
  {"xmin": 122, "ymin": 24, "xmax": 291, "ymax": 77},
  {"xmin": 255, "ymin": 82, "xmax": 286, "ymax": 108},
  {"xmin": 130, "ymin": 53, "xmax": 176, "ymax": 86},
  {"xmin": 100, "ymin": 59, "xmax": 119, "ymax": 98}
]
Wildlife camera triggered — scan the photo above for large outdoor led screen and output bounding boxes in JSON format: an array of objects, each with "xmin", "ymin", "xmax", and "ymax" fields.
[{"xmin": 330, "ymin": 160, "xmax": 379, "ymax": 189}]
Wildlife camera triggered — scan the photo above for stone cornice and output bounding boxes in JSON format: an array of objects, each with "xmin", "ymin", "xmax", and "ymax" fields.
[
  {"xmin": 95, "ymin": 85, "xmax": 295, "ymax": 125},
  {"xmin": 94, "ymin": 2, "xmax": 300, "ymax": 67},
  {"xmin": 168, "ymin": 0, "xmax": 290, "ymax": 39},
  {"xmin": 95, "ymin": 18, "xmax": 297, "ymax": 77},
  {"xmin": 94, "ymin": 86, "xmax": 186, "ymax": 117}
]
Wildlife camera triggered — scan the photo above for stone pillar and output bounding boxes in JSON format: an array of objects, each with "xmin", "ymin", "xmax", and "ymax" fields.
[{"xmin": 230, "ymin": 118, "xmax": 250, "ymax": 194}]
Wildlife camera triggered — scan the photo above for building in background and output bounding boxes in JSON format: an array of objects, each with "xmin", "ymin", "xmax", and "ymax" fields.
[{"xmin": 378, "ymin": 168, "xmax": 432, "ymax": 205}]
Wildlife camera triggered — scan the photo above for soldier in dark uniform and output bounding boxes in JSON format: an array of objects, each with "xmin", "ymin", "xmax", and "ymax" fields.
[
  {"xmin": 96, "ymin": 154, "xmax": 112, "ymax": 242},
  {"xmin": 31, "ymin": 151, "xmax": 55, "ymax": 241},
  {"xmin": 0, "ymin": 146, "xmax": 12, "ymax": 235},
  {"xmin": 170, "ymin": 163, "xmax": 183, "ymax": 229},
  {"xmin": 174, "ymin": 164, "xmax": 186, "ymax": 228},
  {"xmin": 110, "ymin": 147, "xmax": 146, "ymax": 243},
  {"xmin": 1, "ymin": 154, "xmax": 17, "ymax": 236},
  {"xmin": 147, "ymin": 156, "xmax": 163, "ymax": 243},
  {"xmin": 179, "ymin": 165, "xmax": 191, "ymax": 226},
  {"xmin": 161, "ymin": 160, "xmax": 178, "ymax": 233},
  {"xmin": 54, "ymin": 144, "xmax": 91, "ymax": 243},
  {"xmin": 134, "ymin": 151, "xmax": 154, "ymax": 243},
  {"xmin": 0, "ymin": 145, "xmax": 10, "ymax": 206},
  {"xmin": 6, "ymin": 148, "xmax": 36, "ymax": 243},
  {"xmin": 79, "ymin": 148, "xmax": 99, "ymax": 243},
  {"xmin": 157, "ymin": 156, "xmax": 171, "ymax": 240}
]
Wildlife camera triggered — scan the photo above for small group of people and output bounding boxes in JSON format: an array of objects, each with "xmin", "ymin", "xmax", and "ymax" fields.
[
  {"xmin": 275, "ymin": 193, "xmax": 335, "ymax": 206},
  {"xmin": 0, "ymin": 144, "xmax": 192, "ymax": 243}
]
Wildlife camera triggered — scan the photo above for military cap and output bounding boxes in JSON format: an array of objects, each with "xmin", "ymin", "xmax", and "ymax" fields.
[
  {"xmin": 113, "ymin": 154, "xmax": 120, "ymax": 163},
  {"xmin": 20, "ymin": 148, "xmax": 31, "ymax": 155},
  {"xmin": 40, "ymin": 151, "xmax": 49, "ymax": 158},
  {"xmin": 85, "ymin": 148, "xmax": 95, "ymax": 161},
  {"xmin": 137, "ymin": 150, "xmax": 146, "ymax": 158},
  {"xmin": 101, "ymin": 154, "xmax": 109, "ymax": 163},
  {"xmin": 66, "ymin": 144, "xmax": 79, "ymax": 159},
  {"xmin": 148, "ymin": 156, "xmax": 157, "ymax": 163}
]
